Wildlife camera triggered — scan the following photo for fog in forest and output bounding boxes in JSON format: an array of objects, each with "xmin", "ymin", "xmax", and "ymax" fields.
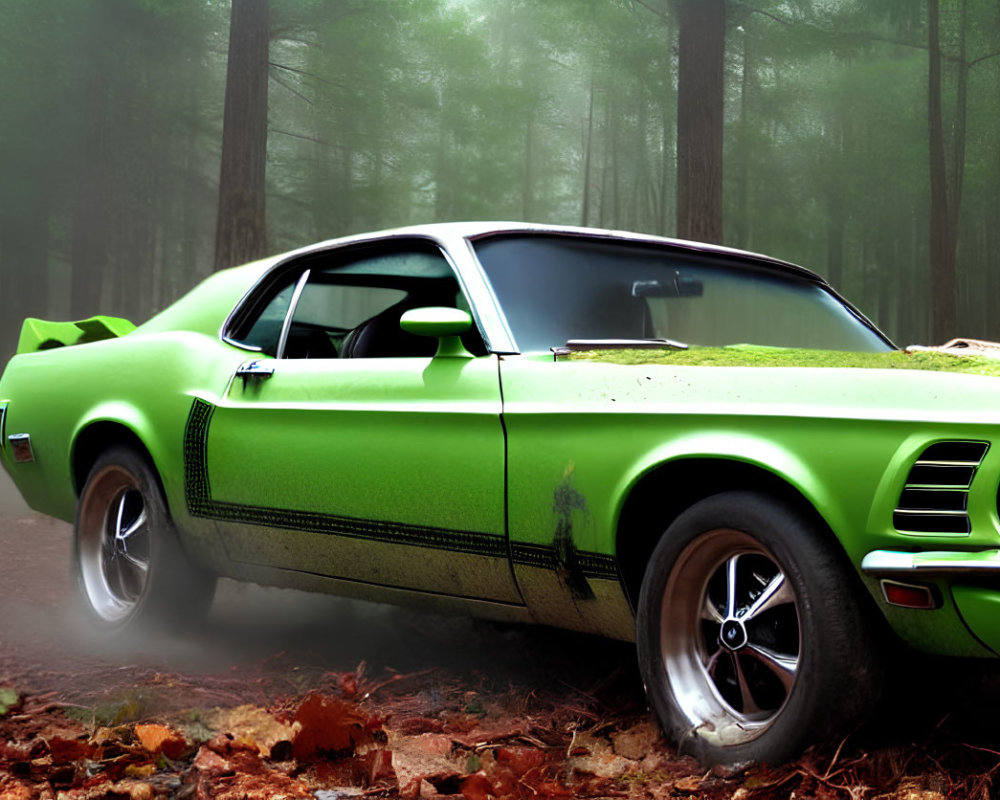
[{"xmin": 1, "ymin": 0, "xmax": 999, "ymax": 359}]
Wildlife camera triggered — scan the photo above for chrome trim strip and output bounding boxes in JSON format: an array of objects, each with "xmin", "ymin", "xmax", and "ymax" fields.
[
  {"xmin": 862, "ymin": 549, "xmax": 1000, "ymax": 574},
  {"xmin": 914, "ymin": 460, "xmax": 983, "ymax": 467},
  {"xmin": 892, "ymin": 509, "xmax": 968, "ymax": 517},
  {"xmin": 275, "ymin": 268, "xmax": 311, "ymax": 360},
  {"xmin": 903, "ymin": 483, "xmax": 973, "ymax": 490},
  {"xmin": 221, "ymin": 336, "xmax": 263, "ymax": 353}
]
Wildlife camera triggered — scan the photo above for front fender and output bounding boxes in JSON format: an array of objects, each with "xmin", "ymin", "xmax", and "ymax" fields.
[{"xmin": 612, "ymin": 430, "xmax": 844, "ymax": 545}]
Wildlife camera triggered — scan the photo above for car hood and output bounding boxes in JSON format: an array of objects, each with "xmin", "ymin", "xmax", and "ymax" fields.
[{"xmin": 513, "ymin": 350, "xmax": 1000, "ymax": 426}]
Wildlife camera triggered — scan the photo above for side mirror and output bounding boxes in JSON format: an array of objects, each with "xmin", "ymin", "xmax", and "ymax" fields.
[{"xmin": 399, "ymin": 307, "xmax": 474, "ymax": 358}]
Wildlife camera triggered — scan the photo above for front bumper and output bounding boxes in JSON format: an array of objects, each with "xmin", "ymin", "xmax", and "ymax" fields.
[
  {"xmin": 863, "ymin": 548, "xmax": 1000, "ymax": 656},
  {"xmin": 862, "ymin": 548, "xmax": 1000, "ymax": 575}
]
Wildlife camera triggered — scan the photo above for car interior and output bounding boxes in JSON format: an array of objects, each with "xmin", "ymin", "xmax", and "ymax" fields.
[{"xmin": 226, "ymin": 246, "xmax": 488, "ymax": 358}]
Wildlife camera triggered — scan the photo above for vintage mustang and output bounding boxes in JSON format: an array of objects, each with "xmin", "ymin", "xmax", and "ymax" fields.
[{"xmin": 3, "ymin": 221, "xmax": 1000, "ymax": 764}]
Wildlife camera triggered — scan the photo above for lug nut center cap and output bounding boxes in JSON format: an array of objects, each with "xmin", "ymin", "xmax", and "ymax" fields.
[{"xmin": 720, "ymin": 619, "xmax": 748, "ymax": 651}]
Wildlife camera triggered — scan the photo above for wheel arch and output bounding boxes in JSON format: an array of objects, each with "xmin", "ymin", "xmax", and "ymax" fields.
[
  {"xmin": 615, "ymin": 456, "xmax": 846, "ymax": 613},
  {"xmin": 71, "ymin": 418, "xmax": 166, "ymax": 506}
]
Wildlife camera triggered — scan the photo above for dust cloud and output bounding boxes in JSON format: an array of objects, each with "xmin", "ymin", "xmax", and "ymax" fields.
[
  {"xmin": 0, "ymin": 466, "xmax": 635, "ymax": 711},
  {"xmin": 0, "ymin": 467, "xmax": 29, "ymax": 516}
]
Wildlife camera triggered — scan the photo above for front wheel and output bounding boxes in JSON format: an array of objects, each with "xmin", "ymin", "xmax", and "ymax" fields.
[
  {"xmin": 74, "ymin": 446, "xmax": 215, "ymax": 631},
  {"xmin": 636, "ymin": 491, "xmax": 881, "ymax": 765}
]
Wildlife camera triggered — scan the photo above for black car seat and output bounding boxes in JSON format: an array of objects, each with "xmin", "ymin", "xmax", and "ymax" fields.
[{"xmin": 339, "ymin": 301, "xmax": 438, "ymax": 359}]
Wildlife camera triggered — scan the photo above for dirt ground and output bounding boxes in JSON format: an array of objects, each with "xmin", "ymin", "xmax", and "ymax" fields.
[{"xmin": 3, "ymin": 471, "xmax": 1000, "ymax": 798}]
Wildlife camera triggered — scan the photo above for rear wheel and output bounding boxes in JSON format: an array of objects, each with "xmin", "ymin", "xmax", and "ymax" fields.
[
  {"xmin": 636, "ymin": 491, "xmax": 880, "ymax": 765},
  {"xmin": 74, "ymin": 446, "xmax": 215, "ymax": 631}
]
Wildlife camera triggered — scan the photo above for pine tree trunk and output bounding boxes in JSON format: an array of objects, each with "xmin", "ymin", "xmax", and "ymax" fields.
[
  {"xmin": 928, "ymin": 0, "xmax": 956, "ymax": 342},
  {"xmin": 214, "ymin": 0, "xmax": 269, "ymax": 271},
  {"xmin": 675, "ymin": 0, "xmax": 725, "ymax": 244}
]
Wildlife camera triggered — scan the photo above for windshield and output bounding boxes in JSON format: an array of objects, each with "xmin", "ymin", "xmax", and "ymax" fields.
[{"xmin": 473, "ymin": 235, "xmax": 891, "ymax": 353}]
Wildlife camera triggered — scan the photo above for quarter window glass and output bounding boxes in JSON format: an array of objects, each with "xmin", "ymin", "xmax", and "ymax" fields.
[{"xmin": 238, "ymin": 283, "xmax": 295, "ymax": 356}]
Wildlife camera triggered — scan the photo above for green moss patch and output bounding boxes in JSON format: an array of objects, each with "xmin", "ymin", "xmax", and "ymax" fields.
[{"xmin": 565, "ymin": 345, "xmax": 1000, "ymax": 376}]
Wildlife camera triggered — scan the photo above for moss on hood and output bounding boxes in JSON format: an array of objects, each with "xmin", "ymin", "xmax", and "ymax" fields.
[{"xmin": 564, "ymin": 345, "xmax": 1000, "ymax": 376}]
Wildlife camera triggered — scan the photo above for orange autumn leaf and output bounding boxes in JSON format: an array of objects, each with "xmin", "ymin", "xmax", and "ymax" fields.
[{"xmin": 134, "ymin": 723, "xmax": 188, "ymax": 760}]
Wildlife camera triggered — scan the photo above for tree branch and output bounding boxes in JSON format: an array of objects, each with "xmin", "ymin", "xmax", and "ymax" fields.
[
  {"xmin": 969, "ymin": 49, "xmax": 1000, "ymax": 67},
  {"xmin": 269, "ymin": 128, "xmax": 342, "ymax": 148},
  {"xmin": 732, "ymin": 3, "xmax": 793, "ymax": 26},
  {"xmin": 631, "ymin": 0, "xmax": 669, "ymax": 22},
  {"xmin": 268, "ymin": 70, "xmax": 313, "ymax": 105},
  {"xmin": 269, "ymin": 61, "xmax": 337, "ymax": 86},
  {"xmin": 735, "ymin": 2, "xmax": 928, "ymax": 53}
]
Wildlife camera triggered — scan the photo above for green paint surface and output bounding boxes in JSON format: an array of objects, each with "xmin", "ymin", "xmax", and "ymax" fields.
[{"xmin": 16, "ymin": 316, "xmax": 137, "ymax": 354}]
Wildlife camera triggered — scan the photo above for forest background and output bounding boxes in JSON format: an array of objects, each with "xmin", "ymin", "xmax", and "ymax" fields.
[{"xmin": 1, "ymin": 0, "xmax": 998, "ymax": 359}]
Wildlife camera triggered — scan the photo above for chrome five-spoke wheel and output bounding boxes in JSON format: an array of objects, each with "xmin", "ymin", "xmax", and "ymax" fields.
[
  {"xmin": 77, "ymin": 468, "xmax": 151, "ymax": 624},
  {"xmin": 636, "ymin": 491, "xmax": 880, "ymax": 765},
  {"xmin": 74, "ymin": 446, "xmax": 216, "ymax": 631},
  {"xmin": 661, "ymin": 530, "xmax": 800, "ymax": 746}
]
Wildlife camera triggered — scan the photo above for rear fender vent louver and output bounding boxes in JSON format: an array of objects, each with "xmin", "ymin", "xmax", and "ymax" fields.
[{"xmin": 893, "ymin": 441, "xmax": 989, "ymax": 534}]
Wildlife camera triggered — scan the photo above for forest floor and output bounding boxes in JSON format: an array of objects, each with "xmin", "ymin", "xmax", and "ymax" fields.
[{"xmin": 3, "ymin": 512, "xmax": 1000, "ymax": 800}]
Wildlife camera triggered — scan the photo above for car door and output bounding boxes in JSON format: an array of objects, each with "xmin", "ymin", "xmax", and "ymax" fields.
[{"xmin": 193, "ymin": 242, "xmax": 519, "ymax": 604}]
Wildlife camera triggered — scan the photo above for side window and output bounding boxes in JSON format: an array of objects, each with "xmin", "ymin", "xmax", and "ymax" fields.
[
  {"xmin": 283, "ymin": 284, "xmax": 409, "ymax": 359},
  {"xmin": 226, "ymin": 244, "xmax": 488, "ymax": 359},
  {"xmin": 235, "ymin": 283, "xmax": 296, "ymax": 357},
  {"xmin": 294, "ymin": 284, "xmax": 407, "ymax": 331}
]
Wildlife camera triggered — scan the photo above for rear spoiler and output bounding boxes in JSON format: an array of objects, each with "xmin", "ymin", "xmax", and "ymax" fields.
[{"xmin": 16, "ymin": 316, "xmax": 137, "ymax": 354}]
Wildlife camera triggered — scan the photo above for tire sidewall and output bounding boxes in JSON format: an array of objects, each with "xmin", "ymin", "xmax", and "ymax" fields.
[
  {"xmin": 636, "ymin": 490, "xmax": 874, "ymax": 765},
  {"xmin": 73, "ymin": 446, "xmax": 212, "ymax": 632}
]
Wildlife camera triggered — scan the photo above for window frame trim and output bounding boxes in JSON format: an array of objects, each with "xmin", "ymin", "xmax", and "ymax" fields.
[
  {"xmin": 219, "ymin": 234, "xmax": 517, "ymax": 357},
  {"xmin": 274, "ymin": 269, "xmax": 312, "ymax": 360}
]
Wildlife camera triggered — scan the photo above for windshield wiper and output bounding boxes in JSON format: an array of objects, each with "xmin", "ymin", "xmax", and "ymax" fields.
[{"xmin": 551, "ymin": 338, "xmax": 689, "ymax": 357}]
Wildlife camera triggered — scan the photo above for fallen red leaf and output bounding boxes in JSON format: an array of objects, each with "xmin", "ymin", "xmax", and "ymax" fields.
[
  {"xmin": 193, "ymin": 744, "xmax": 234, "ymax": 778},
  {"xmin": 536, "ymin": 780, "xmax": 574, "ymax": 798},
  {"xmin": 394, "ymin": 716, "xmax": 445, "ymax": 735},
  {"xmin": 292, "ymin": 692, "xmax": 378, "ymax": 759},
  {"xmin": 460, "ymin": 770, "xmax": 493, "ymax": 800},
  {"xmin": 496, "ymin": 746, "xmax": 548, "ymax": 777},
  {"xmin": 0, "ymin": 740, "xmax": 38, "ymax": 762},
  {"xmin": 46, "ymin": 735, "xmax": 94, "ymax": 763}
]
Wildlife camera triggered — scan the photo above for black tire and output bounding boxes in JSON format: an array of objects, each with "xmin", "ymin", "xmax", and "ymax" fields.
[
  {"xmin": 73, "ymin": 446, "xmax": 216, "ymax": 631},
  {"xmin": 636, "ymin": 490, "xmax": 881, "ymax": 766}
]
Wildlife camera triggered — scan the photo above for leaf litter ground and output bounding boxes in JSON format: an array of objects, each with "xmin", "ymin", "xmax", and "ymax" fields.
[{"xmin": 3, "ymin": 513, "xmax": 1000, "ymax": 799}]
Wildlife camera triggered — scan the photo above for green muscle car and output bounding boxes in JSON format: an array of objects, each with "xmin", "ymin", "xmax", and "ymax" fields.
[{"xmin": 3, "ymin": 222, "xmax": 1000, "ymax": 765}]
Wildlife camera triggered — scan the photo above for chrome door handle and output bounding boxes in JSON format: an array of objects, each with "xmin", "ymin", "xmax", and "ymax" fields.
[{"xmin": 236, "ymin": 360, "xmax": 274, "ymax": 388}]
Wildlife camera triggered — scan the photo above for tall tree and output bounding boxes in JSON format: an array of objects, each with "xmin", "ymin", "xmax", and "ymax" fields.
[
  {"xmin": 674, "ymin": 0, "xmax": 726, "ymax": 243},
  {"xmin": 928, "ymin": 0, "xmax": 957, "ymax": 341},
  {"xmin": 215, "ymin": 0, "xmax": 270, "ymax": 270}
]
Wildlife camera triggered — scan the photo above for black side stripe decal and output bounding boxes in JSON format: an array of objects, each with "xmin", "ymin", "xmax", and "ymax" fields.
[
  {"xmin": 182, "ymin": 398, "xmax": 619, "ymax": 578},
  {"xmin": 509, "ymin": 542, "xmax": 618, "ymax": 580}
]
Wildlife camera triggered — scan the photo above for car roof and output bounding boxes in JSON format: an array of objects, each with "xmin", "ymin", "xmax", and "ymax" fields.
[{"xmin": 274, "ymin": 222, "xmax": 826, "ymax": 285}]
